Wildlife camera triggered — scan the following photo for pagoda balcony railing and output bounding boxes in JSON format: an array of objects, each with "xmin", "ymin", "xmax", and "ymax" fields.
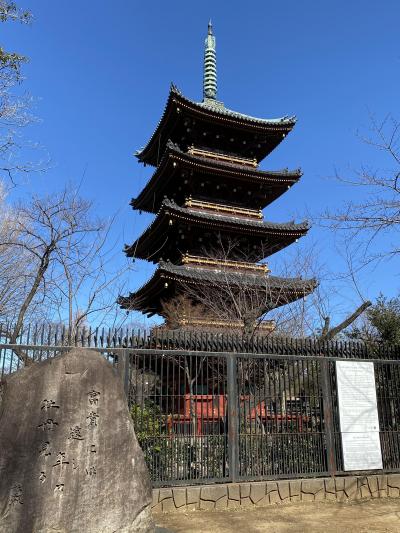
[
  {"xmin": 185, "ymin": 197, "xmax": 263, "ymax": 220},
  {"xmin": 187, "ymin": 145, "xmax": 258, "ymax": 168},
  {"xmin": 181, "ymin": 253, "xmax": 270, "ymax": 274}
]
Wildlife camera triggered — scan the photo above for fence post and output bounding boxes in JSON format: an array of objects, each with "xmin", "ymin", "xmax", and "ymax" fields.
[
  {"xmin": 227, "ymin": 354, "xmax": 239, "ymax": 482},
  {"xmin": 320, "ymin": 359, "xmax": 337, "ymax": 476},
  {"xmin": 118, "ymin": 349, "xmax": 130, "ymax": 400}
]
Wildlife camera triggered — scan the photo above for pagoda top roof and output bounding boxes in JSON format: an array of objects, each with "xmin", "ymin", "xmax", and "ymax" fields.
[
  {"xmin": 189, "ymin": 89, "xmax": 296, "ymax": 126},
  {"xmin": 119, "ymin": 261, "xmax": 317, "ymax": 316},
  {"xmin": 136, "ymin": 85, "xmax": 297, "ymax": 166},
  {"xmin": 198, "ymin": 20, "xmax": 293, "ymax": 126},
  {"xmin": 132, "ymin": 141, "xmax": 302, "ymax": 214}
]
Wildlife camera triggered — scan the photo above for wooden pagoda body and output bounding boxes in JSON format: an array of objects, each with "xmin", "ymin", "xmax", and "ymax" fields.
[{"xmin": 120, "ymin": 24, "xmax": 316, "ymax": 330}]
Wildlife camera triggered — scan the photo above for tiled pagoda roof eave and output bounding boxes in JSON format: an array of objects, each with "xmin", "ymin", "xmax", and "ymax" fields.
[
  {"xmin": 118, "ymin": 261, "xmax": 318, "ymax": 313},
  {"xmin": 132, "ymin": 142, "xmax": 302, "ymax": 213},
  {"xmin": 174, "ymin": 86, "xmax": 297, "ymax": 126},
  {"xmin": 162, "ymin": 199, "xmax": 309, "ymax": 230},
  {"xmin": 169, "ymin": 142, "xmax": 302, "ymax": 178},
  {"xmin": 159, "ymin": 261, "xmax": 317, "ymax": 289},
  {"xmin": 124, "ymin": 199, "xmax": 310, "ymax": 258},
  {"xmin": 135, "ymin": 85, "xmax": 297, "ymax": 166},
  {"xmin": 135, "ymin": 87, "xmax": 176, "ymax": 166},
  {"xmin": 118, "ymin": 267, "xmax": 165, "ymax": 316}
]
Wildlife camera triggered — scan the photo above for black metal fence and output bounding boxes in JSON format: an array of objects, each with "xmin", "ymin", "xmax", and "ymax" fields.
[
  {"xmin": 124, "ymin": 338, "xmax": 400, "ymax": 486},
  {"xmin": 1, "ymin": 324, "xmax": 400, "ymax": 488},
  {"xmin": 3, "ymin": 321, "xmax": 400, "ymax": 357}
]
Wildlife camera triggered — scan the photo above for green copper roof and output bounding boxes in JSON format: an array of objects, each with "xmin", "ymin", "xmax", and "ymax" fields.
[
  {"xmin": 172, "ymin": 84, "xmax": 296, "ymax": 125},
  {"xmin": 134, "ymin": 25, "xmax": 297, "ymax": 165}
]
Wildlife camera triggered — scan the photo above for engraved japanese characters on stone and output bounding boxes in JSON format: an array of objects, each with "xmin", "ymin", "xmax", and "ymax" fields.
[
  {"xmin": 0, "ymin": 348, "xmax": 154, "ymax": 531},
  {"xmin": 86, "ymin": 466, "xmax": 96, "ymax": 477},
  {"xmin": 53, "ymin": 452, "xmax": 69, "ymax": 469},
  {"xmin": 9, "ymin": 484, "xmax": 23, "ymax": 506},
  {"xmin": 87, "ymin": 390, "xmax": 100, "ymax": 406},
  {"xmin": 37, "ymin": 419, "xmax": 59, "ymax": 431},
  {"xmin": 41, "ymin": 399, "xmax": 60, "ymax": 411},
  {"xmin": 86, "ymin": 411, "xmax": 99, "ymax": 427},
  {"xmin": 68, "ymin": 425, "xmax": 84, "ymax": 440},
  {"xmin": 38, "ymin": 441, "xmax": 52, "ymax": 457}
]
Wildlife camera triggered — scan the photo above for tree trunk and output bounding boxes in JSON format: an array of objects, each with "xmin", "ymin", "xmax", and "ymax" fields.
[
  {"xmin": 319, "ymin": 301, "xmax": 372, "ymax": 341},
  {"xmin": 9, "ymin": 248, "xmax": 52, "ymax": 364}
]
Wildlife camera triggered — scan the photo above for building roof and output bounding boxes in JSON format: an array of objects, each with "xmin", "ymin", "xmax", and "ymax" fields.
[
  {"xmin": 122, "ymin": 23, "xmax": 317, "ymax": 321},
  {"xmin": 125, "ymin": 199, "xmax": 309, "ymax": 263},
  {"xmin": 136, "ymin": 85, "xmax": 296, "ymax": 166},
  {"xmin": 119, "ymin": 261, "xmax": 317, "ymax": 316},
  {"xmin": 132, "ymin": 141, "xmax": 302, "ymax": 213},
  {"xmin": 161, "ymin": 198, "xmax": 308, "ymax": 230},
  {"xmin": 195, "ymin": 93, "xmax": 296, "ymax": 126},
  {"xmin": 160, "ymin": 260, "xmax": 315, "ymax": 289}
]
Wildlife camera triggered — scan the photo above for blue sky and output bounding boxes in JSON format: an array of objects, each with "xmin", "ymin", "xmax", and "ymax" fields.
[{"xmin": 2, "ymin": 0, "xmax": 400, "ymax": 325}]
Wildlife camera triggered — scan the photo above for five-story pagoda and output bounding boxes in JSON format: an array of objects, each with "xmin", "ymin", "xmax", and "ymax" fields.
[{"xmin": 120, "ymin": 22, "xmax": 316, "ymax": 331}]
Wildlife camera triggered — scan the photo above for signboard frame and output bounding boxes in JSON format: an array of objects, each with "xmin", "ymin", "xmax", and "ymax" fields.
[{"xmin": 335, "ymin": 360, "xmax": 383, "ymax": 471}]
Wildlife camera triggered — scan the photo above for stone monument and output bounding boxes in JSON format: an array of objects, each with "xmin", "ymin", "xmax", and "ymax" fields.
[{"xmin": 0, "ymin": 348, "xmax": 154, "ymax": 532}]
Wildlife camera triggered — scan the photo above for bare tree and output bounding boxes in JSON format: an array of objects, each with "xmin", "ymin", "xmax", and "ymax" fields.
[
  {"xmin": 0, "ymin": 181, "xmax": 33, "ymax": 320},
  {"xmin": 321, "ymin": 113, "xmax": 400, "ymax": 267},
  {"xmin": 0, "ymin": 188, "xmax": 98, "ymax": 355},
  {"xmin": 269, "ymin": 241, "xmax": 372, "ymax": 340},
  {"xmin": 0, "ymin": 185, "xmax": 132, "ymax": 360},
  {"xmin": 0, "ymin": 2, "xmax": 43, "ymax": 187},
  {"xmin": 157, "ymin": 234, "xmax": 371, "ymax": 339},
  {"xmin": 173, "ymin": 235, "xmax": 316, "ymax": 336},
  {"xmin": 48, "ymin": 213, "xmax": 132, "ymax": 335},
  {"xmin": 160, "ymin": 294, "xmax": 208, "ymax": 330}
]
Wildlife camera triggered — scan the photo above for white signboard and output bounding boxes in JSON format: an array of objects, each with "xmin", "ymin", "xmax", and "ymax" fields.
[
  {"xmin": 341, "ymin": 432, "xmax": 383, "ymax": 471},
  {"xmin": 336, "ymin": 361, "xmax": 382, "ymax": 471}
]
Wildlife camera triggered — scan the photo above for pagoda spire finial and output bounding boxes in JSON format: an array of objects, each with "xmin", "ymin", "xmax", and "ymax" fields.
[{"xmin": 203, "ymin": 20, "xmax": 217, "ymax": 101}]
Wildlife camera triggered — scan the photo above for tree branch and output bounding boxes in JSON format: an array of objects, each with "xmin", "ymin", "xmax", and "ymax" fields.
[{"xmin": 319, "ymin": 301, "xmax": 372, "ymax": 341}]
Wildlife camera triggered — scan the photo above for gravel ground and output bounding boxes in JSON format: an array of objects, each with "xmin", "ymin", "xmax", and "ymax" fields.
[{"xmin": 155, "ymin": 499, "xmax": 400, "ymax": 532}]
